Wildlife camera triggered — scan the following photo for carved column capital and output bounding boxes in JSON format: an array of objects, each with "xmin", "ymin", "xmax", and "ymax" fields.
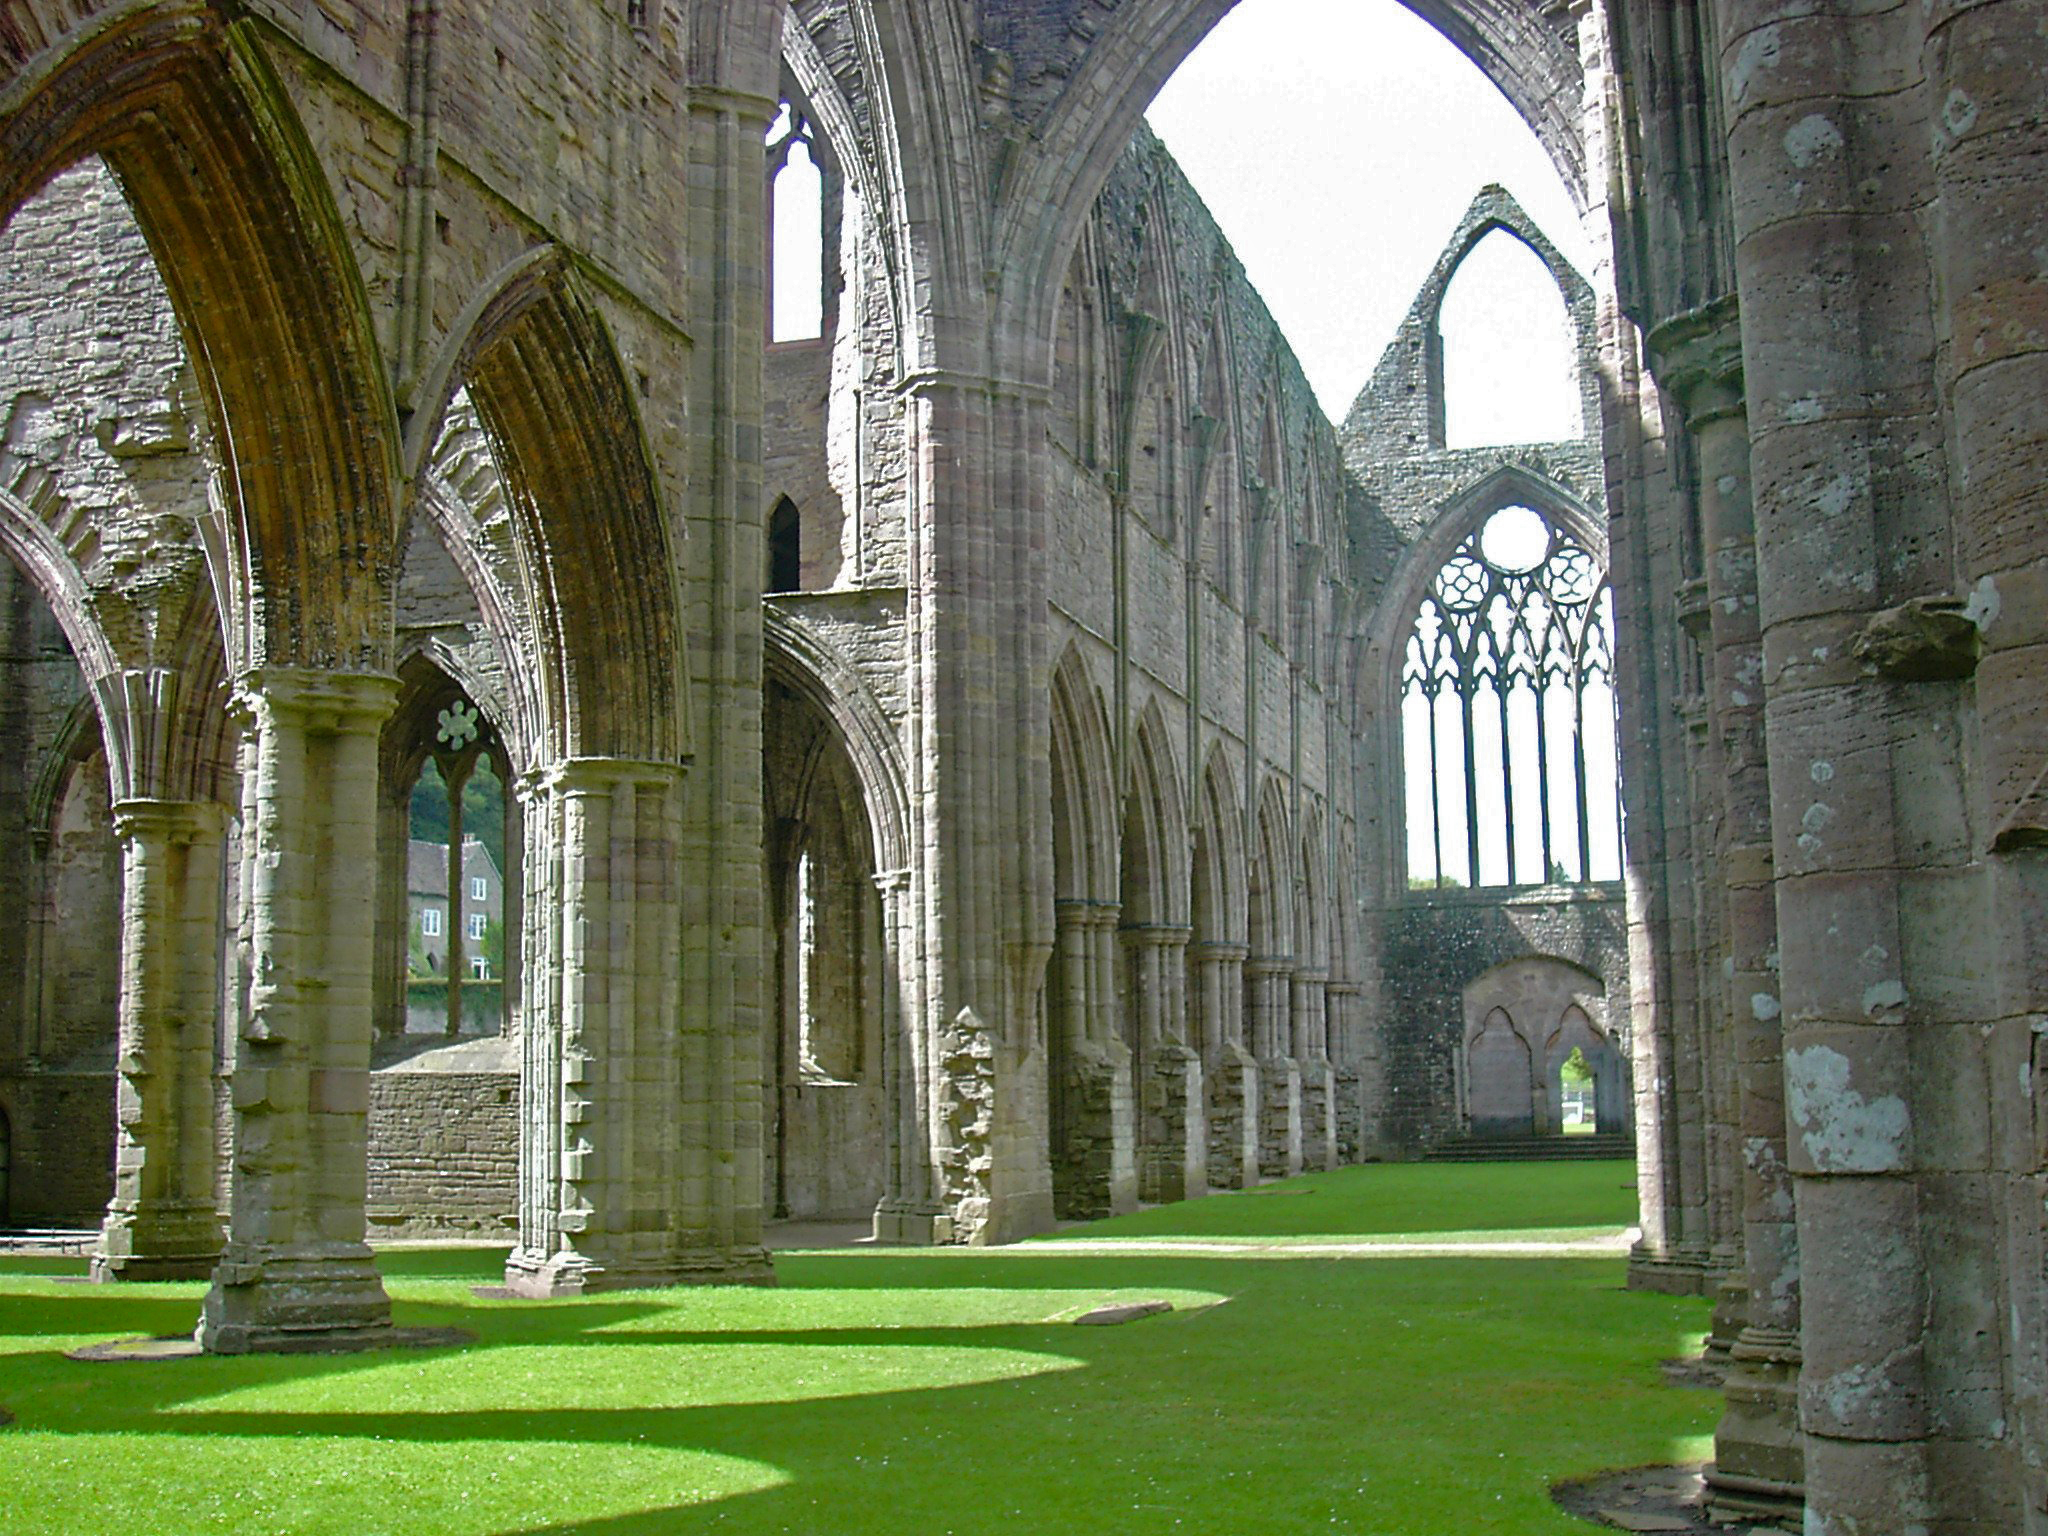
[
  {"xmin": 239, "ymin": 666, "xmax": 399, "ymax": 733},
  {"xmin": 1645, "ymin": 295, "xmax": 1745, "ymax": 427},
  {"xmin": 111, "ymin": 798, "xmax": 227, "ymax": 847}
]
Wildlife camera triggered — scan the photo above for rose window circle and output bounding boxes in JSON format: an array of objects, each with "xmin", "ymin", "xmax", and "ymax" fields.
[{"xmin": 1478, "ymin": 505, "xmax": 1551, "ymax": 573}]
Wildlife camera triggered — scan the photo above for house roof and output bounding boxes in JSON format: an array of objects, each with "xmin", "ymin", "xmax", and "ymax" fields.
[{"xmin": 408, "ymin": 838, "xmax": 502, "ymax": 898}]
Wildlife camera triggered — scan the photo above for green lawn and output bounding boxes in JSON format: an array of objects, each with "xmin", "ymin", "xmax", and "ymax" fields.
[
  {"xmin": 0, "ymin": 1161, "xmax": 1711, "ymax": 1535},
  {"xmin": 1049, "ymin": 1160, "xmax": 1642, "ymax": 1243}
]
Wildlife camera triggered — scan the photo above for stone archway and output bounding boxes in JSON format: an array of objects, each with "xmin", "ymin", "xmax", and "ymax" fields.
[
  {"xmin": 1459, "ymin": 955, "xmax": 1616, "ymax": 1138},
  {"xmin": 1466, "ymin": 1007, "xmax": 1534, "ymax": 1137}
]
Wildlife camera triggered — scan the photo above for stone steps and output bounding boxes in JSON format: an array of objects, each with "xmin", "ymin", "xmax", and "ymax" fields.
[{"xmin": 1424, "ymin": 1133, "xmax": 1635, "ymax": 1162}]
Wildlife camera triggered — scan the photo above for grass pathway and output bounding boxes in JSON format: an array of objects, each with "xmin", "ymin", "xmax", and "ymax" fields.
[{"xmin": 0, "ymin": 1161, "xmax": 1712, "ymax": 1535}]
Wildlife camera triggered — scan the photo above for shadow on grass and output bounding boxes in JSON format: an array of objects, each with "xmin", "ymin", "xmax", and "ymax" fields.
[{"xmin": 0, "ymin": 1242, "xmax": 1713, "ymax": 1536}]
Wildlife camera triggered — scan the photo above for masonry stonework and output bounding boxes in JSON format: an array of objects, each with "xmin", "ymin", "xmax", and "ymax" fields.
[{"xmin": 0, "ymin": 2, "xmax": 2041, "ymax": 1530}]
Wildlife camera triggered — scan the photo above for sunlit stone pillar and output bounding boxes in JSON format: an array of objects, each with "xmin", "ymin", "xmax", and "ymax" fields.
[
  {"xmin": 872, "ymin": 868, "xmax": 945, "ymax": 1242},
  {"xmin": 1326, "ymin": 980, "xmax": 1364, "ymax": 1162},
  {"xmin": 1292, "ymin": 967, "xmax": 1335, "ymax": 1172},
  {"xmin": 1129, "ymin": 925, "xmax": 1201, "ymax": 1204},
  {"xmin": 199, "ymin": 670, "xmax": 396, "ymax": 1352},
  {"xmin": 91, "ymin": 798, "xmax": 226, "ymax": 1282},
  {"xmin": 1047, "ymin": 901, "xmax": 1134, "ymax": 1220},
  {"xmin": 508, "ymin": 758, "xmax": 759, "ymax": 1295},
  {"xmin": 1197, "ymin": 941, "xmax": 1257, "ymax": 1188},
  {"xmin": 1248, "ymin": 955, "xmax": 1301, "ymax": 1179},
  {"xmin": 1650, "ymin": 299, "xmax": 1803, "ymax": 1523}
]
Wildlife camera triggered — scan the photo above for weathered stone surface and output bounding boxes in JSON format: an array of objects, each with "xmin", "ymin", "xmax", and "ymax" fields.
[{"xmin": 0, "ymin": 2, "xmax": 2039, "ymax": 1527}]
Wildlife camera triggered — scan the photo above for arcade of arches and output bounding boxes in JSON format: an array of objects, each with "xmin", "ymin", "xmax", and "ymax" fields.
[{"xmin": 0, "ymin": 2, "xmax": 2041, "ymax": 1531}]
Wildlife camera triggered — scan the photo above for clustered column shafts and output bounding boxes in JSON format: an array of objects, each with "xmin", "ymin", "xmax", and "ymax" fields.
[
  {"xmin": 90, "ymin": 797, "xmax": 227, "ymax": 1283},
  {"xmin": 1292, "ymin": 967, "xmax": 1335, "ymax": 1171},
  {"xmin": 1123, "ymin": 923, "xmax": 1202, "ymax": 1203},
  {"xmin": 1649, "ymin": 300, "xmax": 1803, "ymax": 1522},
  {"xmin": 507, "ymin": 758, "xmax": 763, "ymax": 1296},
  {"xmin": 1047, "ymin": 899, "xmax": 1136, "ymax": 1221},
  {"xmin": 1194, "ymin": 940, "xmax": 1257, "ymax": 1189},
  {"xmin": 199, "ymin": 670, "xmax": 399, "ymax": 1353},
  {"xmin": 1324, "ymin": 980, "xmax": 1368, "ymax": 1160},
  {"xmin": 1246, "ymin": 955, "xmax": 1302, "ymax": 1179},
  {"xmin": 871, "ymin": 867, "xmax": 947, "ymax": 1242}
]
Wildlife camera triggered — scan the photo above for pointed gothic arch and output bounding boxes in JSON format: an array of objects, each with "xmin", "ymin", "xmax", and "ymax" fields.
[
  {"xmin": 1, "ymin": 7, "xmax": 403, "ymax": 670},
  {"xmin": 406, "ymin": 249, "xmax": 684, "ymax": 765}
]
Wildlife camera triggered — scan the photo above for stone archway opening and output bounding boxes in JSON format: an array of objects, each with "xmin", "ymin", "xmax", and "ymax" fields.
[
  {"xmin": 763, "ymin": 675, "xmax": 889, "ymax": 1223},
  {"xmin": 1459, "ymin": 956, "xmax": 1624, "ymax": 1141}
]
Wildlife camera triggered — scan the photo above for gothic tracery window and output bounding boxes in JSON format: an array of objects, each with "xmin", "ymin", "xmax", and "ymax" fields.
[{"xmin": 1402, "ymin": 503, "xmax": 1622, "ymax": 887}]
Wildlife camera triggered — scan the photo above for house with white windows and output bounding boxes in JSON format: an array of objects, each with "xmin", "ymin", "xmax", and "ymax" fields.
[{"xmin": 406, "ymin": 838, "xmax": 505, "ymax": 979}]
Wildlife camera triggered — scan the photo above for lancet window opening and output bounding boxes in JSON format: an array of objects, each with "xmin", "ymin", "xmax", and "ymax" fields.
[
  {"xmin": 1402, "ymin": 504, "xmax": 1622, "ymax": 888},
  {"xmin": 397, "ymin": 686, "xmax": 515, "ymax": 1036},
  {"xmin": 765, "ymin": 101, "xmax": 825, "ymax": 344}
]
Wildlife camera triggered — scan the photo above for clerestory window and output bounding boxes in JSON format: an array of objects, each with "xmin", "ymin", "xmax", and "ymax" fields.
[
  {"xmin": 1402, "ymin": 504, "xmax": 1622, "ymax": 887},
  {"xmin": 765, "ymin": 102, "xmax": 824, "ymax": 343}
]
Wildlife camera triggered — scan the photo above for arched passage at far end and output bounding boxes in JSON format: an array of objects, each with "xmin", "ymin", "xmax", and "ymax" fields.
[{"xmin": 1458, "ymin": 953, "xmax": 1617, "ymax": 1139}]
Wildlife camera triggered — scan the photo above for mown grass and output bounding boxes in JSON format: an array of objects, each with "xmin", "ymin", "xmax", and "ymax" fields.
[
  {"xmin": 1046, "ymin": 1159, "xmax": 1642, "ymax": 1243},
  {"xmin": 0, "ymin": 1161, "xmax": 1710, "ymax": 1535}
]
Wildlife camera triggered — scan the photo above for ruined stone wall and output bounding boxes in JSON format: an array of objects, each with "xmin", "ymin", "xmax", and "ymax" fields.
[
  {"xmin": 1380, "ymin": 889, "xmax": 1628, "ymax": 1147},
  {"xmin": 1045, "ymin": 128, "xmax": 1359, "ymax": 848},
  {"xmin": 366, "ymin": 1040, "xmax": 519, "ymax": 1241},
  {"xmin": 1333, "ymin": 187, "xmax": 1632, "ymax": 1150},
  {"xmin": 0, "ymin": 1072, "xmax": 116, "ymax": 1226}
]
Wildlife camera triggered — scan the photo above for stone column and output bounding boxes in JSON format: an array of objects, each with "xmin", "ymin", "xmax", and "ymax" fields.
[
  {"xmin": 507, "ymin": 758, "xmax": 760, "ymax": 1295},
  {"xmin": 199, "ymin": 670, "xmax": 396, "ymax": 1353},
  {"xmin": 1196, "ymin": 941, "xmax": 1257, "ymax": 1188},
  {"xmin": 1127, "ymin": 925, "xmax": 1201, "ymax": 1204},
  {"xmin": 1046, "ymin": 901, "xmax": 1133, "ymax": 1220},
  {"xmin": 872, "ymin": 868, "xmax": 945, "ymax": 1242},
  {"xmin": 1326, "ymin": 981, "xmax": 1363, "ymax": 1162},
  {"xmin": 893, "ymin": 365, "xmax": 1058, "ymax": 1243},
  {"xmin": 1248, "ymin": 955, "xmax": 1302, "ymax": 1179},
  {"xmin": 90, "ymin": 798, "xmax": 226, "ymax": 1282},
  {"xmin": 1292, "ymin": 967, "xmax": 1335, "ymax": 1172},
  {"xmin": 681, "ymin": 66, "xmax": 777, "ymax": 1269},
  {"xmin": 1648, "ymin": 300, "xmax": 1802, "ymax": 1521},
  {"xmin": 1090, "ymin": 904, "xmax": 1137, "ymax": 1213},
  {"xmin": 1924, "ymin": 9, "xmax": 2048, "ymax": 1527}
]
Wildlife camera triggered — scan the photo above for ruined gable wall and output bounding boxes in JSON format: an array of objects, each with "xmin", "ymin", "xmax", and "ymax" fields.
[{"xmin": 1338, "ymin": 192, "xmax": 1631, "ymax": 1149}]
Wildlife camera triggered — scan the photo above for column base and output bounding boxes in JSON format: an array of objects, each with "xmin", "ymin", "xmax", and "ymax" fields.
[
  {"xmin": 1623, "ymin": 1243, "xmax": 1718, "ymax": 1296},
  {"xmin": 503, "ymin": 1244, "xmax": 778, "ymax": 1296},
  {"xmin": 1051, "ymin": 1046, "xmax": 1137, "ymax": 1222},
  {"xmin": 197, "ymin": 1243, "xmax": 394, "ymax": 1353},
  {"xmin": 972, "ymin": 1188, "xmax": 1056, "ymax": 1245},
  {"xmin": 91, "ymin": 1204, "xmax": 223, "ymax": 1283},
  {"xmin": 1139, "ymin": 1046, "xmax": 1206, "ymax": 1205},
  {"xmin": 1256, "ymin": 1056, "xmax": 1303, "ymax": 1180},
  {"xmin": 1298, "ymin": 1057, "xmax": 1337, "ymax": 1171},
  {"xmin": 1706, "ymin": 1325, "xmax": 1805, "ymax": 1528},
  {"xmin": 1205, "ymin": 1050, "xmax": 1260, "ymax": 1189},
  {"xmin": 873, "ymin": 1201, "xmax": 953, "ymax": 1245},
  {"xmin": 92, "ymin": 1251, "xmax": 221, "ymax": 1284},
  {"xmin": 1702, "ymin": 1275, "xmax": 1749, "ymax": 1366}
]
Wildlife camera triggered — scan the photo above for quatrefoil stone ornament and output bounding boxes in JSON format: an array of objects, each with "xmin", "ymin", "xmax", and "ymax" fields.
[{"xmin": 436, "ymin": 699, "xmax": 481, "ymax": 750}]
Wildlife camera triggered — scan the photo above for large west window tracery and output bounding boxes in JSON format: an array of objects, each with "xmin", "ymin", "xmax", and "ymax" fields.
[{"xmin": 1402, "ymin": 504, "xmax": 1622, "ymax": 887}]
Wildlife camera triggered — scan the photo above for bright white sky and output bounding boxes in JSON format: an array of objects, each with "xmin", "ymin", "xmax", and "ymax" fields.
[
  {"xmin": 1145, "ymin": 0, "xmax": 1594, "ymax": 434},
  {"xmin": 1148, "ymin": 2, "xmax": 1618, "ymax": 884}
]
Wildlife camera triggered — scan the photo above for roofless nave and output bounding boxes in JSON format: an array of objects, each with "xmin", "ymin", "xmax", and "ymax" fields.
[{"xmin": 0, "ymin": 2, "xmax": 2041, "ymax": 1532}]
